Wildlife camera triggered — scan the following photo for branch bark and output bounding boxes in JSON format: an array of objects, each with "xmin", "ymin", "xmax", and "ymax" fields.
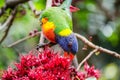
[
  {"xmin": 7, "ymin": 32, "xmax": 41, "ymax": 47},
  {"xmin": 0, "ymin": 0, "xmax": 29, "ymax": 16},
  {"xmin": 6, "ymin": 32, "xmax": 120, "ymax": 59},
  {"xmin": 6, "ymin": 0, "xmax": 29, "ymax": 8},
  {"xmin": 74, "ymin": 33, "xmax": 120, "ymax": 59},
  {"xmin": 0, "ymin": 6, "xmax": 17, "ymax": 43},
  {"xmin": 28, "ymin": 1, "xmax": 41, "ymax": 17},
  {"xmin": 0, "ymin": 7, "xmax": 16, "ymax": 30},
  {"xmin": 46, "ymin": 0, "xmax": 52, "ymax": 9}
]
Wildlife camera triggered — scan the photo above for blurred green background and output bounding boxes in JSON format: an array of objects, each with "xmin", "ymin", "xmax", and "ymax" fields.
[{"xmin": 0, "ymin": 0, "xmax": 120, "ymax": 79}]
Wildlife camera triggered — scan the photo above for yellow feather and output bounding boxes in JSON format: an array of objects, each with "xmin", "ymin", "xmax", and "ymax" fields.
[
  {"xmin": 42, "ymin": 18, "xmax": 72, "ymax": 36},
  {"xmin": 58, "ymin": 29, "xmax": 72, "ymax": 36},
  {"xmin": 42, "ymin": 22, "xmax": 55, "ymax": 31}
]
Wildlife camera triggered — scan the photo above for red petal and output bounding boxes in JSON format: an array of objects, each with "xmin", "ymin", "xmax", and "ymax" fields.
[{"xmin": 84, "ymin": 62, "xmax": 90, "ymax": 71}]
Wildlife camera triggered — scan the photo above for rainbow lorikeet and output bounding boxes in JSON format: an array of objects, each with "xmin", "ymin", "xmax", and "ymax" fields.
[{"xmin": 39, "ymin": 6, "xmax": 78, "ymax": 60}]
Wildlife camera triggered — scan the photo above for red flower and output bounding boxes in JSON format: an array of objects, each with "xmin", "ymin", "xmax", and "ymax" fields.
[
  {"xmin": 76, "ymin": 62, "xmax": 100, "ymax": 80},
  {"xmin": 2, "ymin": 67, "xmax": 14, "ymax": 80},
  {"xmin": 2, "ymin": 47, "xmax": 72, "ymax": 80},
  {"xmin": 84, "ymin": 62, "xmax": 100, "ymax": 79},
  {"xmin": 2, "ymin": 47, "xmax": 100, "ymax": 80}
]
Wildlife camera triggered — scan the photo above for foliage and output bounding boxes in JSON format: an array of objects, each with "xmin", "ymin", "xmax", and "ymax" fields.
[{"xmin": 0, "ymin": 0, "xmax": 5, "ymax": 8}]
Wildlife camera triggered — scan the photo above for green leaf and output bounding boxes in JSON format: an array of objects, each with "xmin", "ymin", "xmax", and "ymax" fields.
[
  {"xmin": 33, "ymin": 0, "xmax": 46, "ymax": 10},
  {"xmin": 0, "ymin": 0, "xmax": 5, "ymax": 8},
  {"xmin": 0, "ymin": 46, "xmax": 17, "ymax": 69},
  {"xmin": 108, "ymin": 32, "xmax": 119, "ymax": 46}
]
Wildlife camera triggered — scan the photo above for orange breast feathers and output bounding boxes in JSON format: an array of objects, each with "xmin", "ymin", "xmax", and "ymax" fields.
[{"xmin": 41, "ymin": 18, "xmax": 56, "ymax": 43}]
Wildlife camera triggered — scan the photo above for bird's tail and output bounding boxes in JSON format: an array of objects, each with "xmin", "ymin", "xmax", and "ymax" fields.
[{"xmin": 64, "ymin": 51, "xmax": 74, "ymax": 60}]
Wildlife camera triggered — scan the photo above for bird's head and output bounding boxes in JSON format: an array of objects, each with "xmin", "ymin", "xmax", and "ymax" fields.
[{"xmin": 41, "ymin": 18, "xmax": 48, "ymax": 24}]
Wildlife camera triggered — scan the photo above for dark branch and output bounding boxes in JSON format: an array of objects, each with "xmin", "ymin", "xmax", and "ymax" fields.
[
  {"xmin": 28, "ymin": 1, "xmax": 42, "ymax": 17},
  {"xmin": 0, "ymin": 6, "xmax": 17, "ymax": 43},
  {"xmin": 0, "ymin": 0, "xmax": 29, "ymax": 16},
  {"xmin": 6, "ymin": 0, "xmax": 29, "ymax": 8}
]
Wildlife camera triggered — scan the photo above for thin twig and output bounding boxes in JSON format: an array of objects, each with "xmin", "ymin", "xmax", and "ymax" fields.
[
  {"xmin": 0, "ymin": 0, "xmax": 30, "ymax": 16},
  {"xmin": 0, "ymin": 7, "xmax": 17, "ymax": 43},
  {"xmin": 28, "ymin": 1, "xmax": 41, "ymax": 16},
  {"xmin": 77, "ymin": 48, "xmax": 99, "ymax": 71},
  {"xmin": 6, "ymin": 32, "xmax": 120, "ymax": 60},
  {"xmin": 39, "ymin": 32, "xmax": 45, "ymax": 44},
  {"xmin": 0, "ymin": 15, "xmax": 13, "ymax": 30},
  {"xmin": 0, "ymin": 23, "xmax": 12, "ymax": 43},
  {"xmin": 74, "ymin": 33, "xmax": 120, "ymax": 59},
  {"xmin": 6, "ymin": 0, "xmax": 52, "ymax": 46},
  {"xmin": 46, "ymin": 0, "xmax": 52, "ymax": 9},
  {"xmin": 6, "ymin": 32, "xmax": 41, "ymax": 47}
]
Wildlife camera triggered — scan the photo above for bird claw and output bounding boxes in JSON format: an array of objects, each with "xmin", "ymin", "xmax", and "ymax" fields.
[
  {"xmin": 36, "ymin": 42, "xmax": 56, "ymax": 50},
  {"xmin": 36, "ymin": 43, "xmax": 46, "ymax": 50}
]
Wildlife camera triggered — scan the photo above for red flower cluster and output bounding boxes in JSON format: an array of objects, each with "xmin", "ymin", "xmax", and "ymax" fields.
[
  {"xmin": 2, "ymin": 47, "xmax": 72, "ymax": 80},
  {"xmin": 2, "ymin": 47, "xmax": 100, "ymax": 80},
  {"xmin": 75, "ymin": 62, "xmax": 100, "ymax": 80}
]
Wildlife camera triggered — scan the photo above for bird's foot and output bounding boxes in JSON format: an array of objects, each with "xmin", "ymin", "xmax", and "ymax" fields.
[
  {"xmin": 36, "ymin": 42, "xmax": 56, "ymax": 50},
  {"xmin": 36, "ymin": 43, "xmax": 46, "ymax": 50}
]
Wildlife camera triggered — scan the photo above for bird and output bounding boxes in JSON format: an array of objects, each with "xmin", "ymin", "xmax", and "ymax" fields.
[{"xmin": 38, "ymin": 0, "xmax": 78, "ymax": 60}]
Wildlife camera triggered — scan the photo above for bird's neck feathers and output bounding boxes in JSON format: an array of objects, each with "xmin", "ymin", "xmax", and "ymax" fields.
[{"xmin": 41, "ymin": 18, "xmax": 55, "ymax": 31}]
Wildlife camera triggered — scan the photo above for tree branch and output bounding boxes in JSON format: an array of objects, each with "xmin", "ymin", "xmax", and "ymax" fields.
[
  {"xmin": 77, "ymin": 48, "xmax": 99, "ymax": 71},
  {"xmin": 28, "ymin": 1, "xmax": 41, "ymax": 17},
  {"xmin": 5, "ymin": 0, "xmax": 53, "ymax": 47},
  {"xmin": 6, "ymin": 0, "xmax": 29, "ymax": 8},
  {"xmin": 0, "ymin": 7, "xmax": 17, "ymax": 30},
  {"xmin": 46, "ymin": 0, "xmax": 52, "ymax": 9},
  {"xmin": 6, "ymin": 32, "xmax": 41, "ymax": 47},
  {"xmin": 74, "ymin": 33, "xmax": 120, "ymax": 59},
  {"xmin": 0, "ymin": 7, "xmax": 17, "ymax": 43},
  {"xmin": 5, "ymin": 32, "xmax": 120, "ymax": 60},
  {"xmin": 0, "ymin": 0, "xmax": 29, "ymax": 16}
]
